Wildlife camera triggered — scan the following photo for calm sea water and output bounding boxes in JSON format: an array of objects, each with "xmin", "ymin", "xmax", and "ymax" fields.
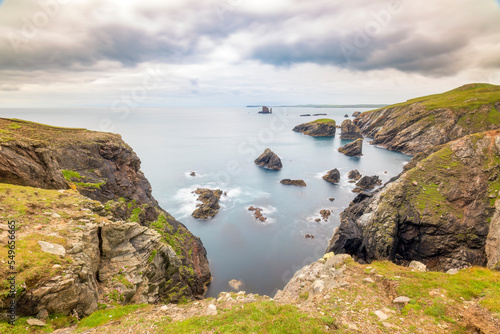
[{"xmin": 0, "ymin": 107, "xmax": 410, "ymax": 297}]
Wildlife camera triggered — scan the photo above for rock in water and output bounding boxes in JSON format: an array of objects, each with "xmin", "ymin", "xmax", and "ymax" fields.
[
  {"xmin": 228, "ymin": 279, "xmax": 244, "ymax": 290},
  {"xmin": 248, "ymin": 206, "xmax": 268, "ymax": 222},
  {"xmin": 254, "ymin": 148, "xmax": 283, "ymax": 170},
  {"xmin": 192, "ymin": 188, "xmax": 223, "ymax": 219},
  {"xmin": 352, "ymin": 111, "xmax": 361, "ymax": 117},
  {"xmin": 322, "ymin": 169, "xmax": 340, "ymax": 184},
  {"xmin": 353, "ymin": 175, "xmax": 382, "ymax": 192},
  {"xmin": 292, "ymin": 119, "xmax": 336, "ymax": 137},
  {"xmin": 280, "ymin": 179, "xmax": 306, "ymax": 186},
  {"xmin": 340, "ymin": 119, "xmax": 363, "ymax": 139},
  {"xmin": 338, "ymin": 138, "xmax": 363, "ymax": 156},
  {"xmin": 348, "ymin": 169, "xmax": 361, "ymax": 181}
]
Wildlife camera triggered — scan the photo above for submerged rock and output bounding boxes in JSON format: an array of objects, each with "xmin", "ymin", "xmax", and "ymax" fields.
[
  {"xmin": 254, "ymin": 148, "xmax": 283, "ymax": 170},
  {"xmin": 292, "ymin": 119, "xmax": 336, "ymax": 137},
  {"xmin": 338, "ymin": 138, "xmax": 363, "ymax": 156},
  {"xmin": 228, "ymin": 279, "xmax": 244, "ymax": 291},
  {"xmin": 192, "ymin": 188, "xmax": 223, "ymax": 219},
  {"xmin": 248, "ymin": 206, "xmax": 268, "ymax": 222},
  {"xmin": 322, "ymin": 169, "xmax": 340, "ymax": 184},
  {"xmin": 340, "ymin": 119, "xmax": 363, "ymax": 140},
  {"xmin": 280, "ymin": 179, "xmax": 307, "ymax": 187}
]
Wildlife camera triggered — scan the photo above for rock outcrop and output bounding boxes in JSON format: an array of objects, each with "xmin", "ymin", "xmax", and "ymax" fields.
[
  {"xmin": 280, "ymin": 179, "xmax": 307, "ymax": 186},
  {"xmin": 353, "ymin": 175, "xmax": 381, "ymax": 192},
  {"xmin": 292, "ymin": 119, "xmax": 336, "ymax": 137},
  {"xmin": 338, "ymin": 138, "xmax": 363, "ymax": 156},
  {"xmin": 0, "ymin": 118, "xmax": 211, "ymax": 317},
  {"xmin": 354, "ymin": 84, "xmax": 500, "ymax": 155},
  {"xmin": 352, "ymin": 111, "xmax": 361, "ymax": 117},
  {"xmin": 192, "ymin": 188, "xmax": 223, "ymax": 219},
  {"xmin": 327, "ymin": 130, "xmax": 500, "ymax": 271},
  {"xmin": 348, "ymin": 169, "xmax": 361, "ymax": 181},
  {"xmin": 340, "ymin": 120, "xmax": 363, "ymax": 139},
  {"xmin": 254, "ymin": 148, "xmax": 283, "ymax": 170},
  {"xmin": 322, "ymin": 169, "xmax": 340, "ymax": 184}
]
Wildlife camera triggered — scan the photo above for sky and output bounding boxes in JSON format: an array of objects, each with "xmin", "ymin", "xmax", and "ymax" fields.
[{"xmin": 0, "ymin": 0, "xmax": 499, "ymax": 107}]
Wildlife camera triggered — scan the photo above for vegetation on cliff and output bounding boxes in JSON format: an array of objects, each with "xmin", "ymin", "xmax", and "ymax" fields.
[{"xmin": 355, "ymin": 83, "xmax": 500, "ymax": 154}]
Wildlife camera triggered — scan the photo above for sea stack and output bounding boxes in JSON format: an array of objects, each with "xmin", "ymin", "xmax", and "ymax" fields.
[
  {"xmin": 322, "ymin": 169, "xmax": 340, "ymax": 184},
  {"xmin": 292, "ymin": 119, "xmax": 336, "ymax": 137},
  {"xmin": 192, "ymin": 188, "xmax": 223, "ymax": 219},
  {"xmin": 340, "ymin": 119, "xmax": 363, "ymax": 139},
  {"xmin": 338, "ymin": 138, "xmax": 363, "ymax": 156},
  {"xmin": 280, "ymin": 179, "xmax": 307, "ymax": 186},
  {"xmin": 254, "ymin": 148, "xmax": 283, "ymax": 170}
]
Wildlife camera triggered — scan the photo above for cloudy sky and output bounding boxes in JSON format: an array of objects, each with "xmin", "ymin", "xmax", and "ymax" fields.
[{"xmin": 0, "ymin": 0, "xmax": 499, "ymax": 107}]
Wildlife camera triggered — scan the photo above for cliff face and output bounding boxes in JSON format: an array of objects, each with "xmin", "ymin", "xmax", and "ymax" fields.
[
  {"xmin": 354, "ymin": 84, "xmax": 500, "ymax": 155},
  {"xmin": 0, "ymin": 118, "xmax": 211, "ymax": 314},
  {"xmin": 327, "ymin": 130, "xmax": 500, "ymax": 271}
]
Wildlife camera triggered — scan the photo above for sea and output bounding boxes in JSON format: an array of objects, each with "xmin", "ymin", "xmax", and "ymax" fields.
[{"xmin": 0, "ymin": 107, "xmax": 411, "ymax": 297}]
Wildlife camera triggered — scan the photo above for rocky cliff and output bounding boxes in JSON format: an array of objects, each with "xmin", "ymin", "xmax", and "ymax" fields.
[
  {"xmin": 292, "ymin": 119, "xmax": 336, "ymax": 137},
  {"xmin": 354, "ymin": 84, "xmax": 500, "ymax": 155},
  {"xmin": 0, "ymin": 118, "xmax": 211, "ymax": 317},
  {"xmin": 327, "ymin": 130, "xmax": 500, "ymax": 271}
]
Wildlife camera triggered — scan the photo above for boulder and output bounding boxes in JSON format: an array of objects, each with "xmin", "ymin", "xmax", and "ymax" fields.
[
  {"xmin": 280, "ymin": 179, "xmax": 307, "ymax": 187},
  {"xmin": 292, "ymin": 119, "xmax": 336, "ymax": 137},
  {"xmin": 322, "ymin": 169, "xmax": 340, "ymax": 184},
  {"xmin": 409, "ymin": 261, "xmax": 427, "ymax": 272},
  {"xmin": 192, "ymin": 188, "xmax": 223, "ymax": 219},
  {"xmin": 340, "ymin": 120, "xmax": 363, "ymax": 140},
  {"xmin": 254, "ymin": 148, "xmax": 283, "ymax": 170},
  {"xmin": 347, "ymin": 169, "xmax": 361, "ymax": 181},
  {"xmin": 353, "ymin": 175, "xmax": 382, "ymax": 192},
  {"xmin": 38, "ymin": 241, "xmax": 66, "ymax": 257},
  {"xmin": 338, "ymin": 138, "xmax": 363, "ymax": 156},
  {"xmin": 27, "ymin": 319, "xmax": 46, "ymax": 327}
]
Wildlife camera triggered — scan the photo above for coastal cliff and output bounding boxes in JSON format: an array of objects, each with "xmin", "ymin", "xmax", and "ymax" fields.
[
  {"xmin": 354, "ymin": 83, "xmax": 500, "ymax": 155},
  {"xmin": 0, "ymin": 118, "xmax": 211, "ymax": 318},
  {"xmin": 327, "ymin": 130, "xmax": 500, "ymax": 271}
]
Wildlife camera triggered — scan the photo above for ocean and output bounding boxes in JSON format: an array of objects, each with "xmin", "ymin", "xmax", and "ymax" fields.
[{"xmin": 0, "ymin": 107, "xmax": 411, "ymax": 297}]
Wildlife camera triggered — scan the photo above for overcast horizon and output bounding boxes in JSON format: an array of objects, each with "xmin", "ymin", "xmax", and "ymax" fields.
[{"xmin": 0, "ymin": 0, "xmax": 500, "ymax": 108}]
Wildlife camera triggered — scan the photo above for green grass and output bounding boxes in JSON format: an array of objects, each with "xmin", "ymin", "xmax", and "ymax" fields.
[
  {"xmin": 61, "ymin": 170, "xmax": 82, "ymax": 181},
  {"xmin": 310, "ymin": 118, "xmax": 336, "ymax": 124},
  {"xmin": 155, "ymin": 301, "xmax": 329, "ymax": 334},
  {"xmin": 371, "ymin": 261, "xmax": 500, "ymax": 316},
  {"xmin": 0, "ymin": 314, "xmax": 76, "ymax": 334},
  {"xmin": 76, "ymin": 304, "xmax": 148, "ymax": 331}
]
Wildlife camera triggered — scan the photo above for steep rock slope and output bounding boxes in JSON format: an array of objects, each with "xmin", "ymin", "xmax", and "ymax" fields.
[
  {"xmin": 327, "ymin": 130, "xmax": 500, "ymax": 271},
  {"xmin": 354, "ymin": 84, "xmax": 500, "ymax": 155},
  {"xmin": 0, "ymin": 119, "xmax": 211, "ymax": 310}
]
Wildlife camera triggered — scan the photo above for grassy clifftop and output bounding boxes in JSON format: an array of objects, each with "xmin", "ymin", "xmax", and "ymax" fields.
[{"xmin": 354, "ymin": 83, "xmax": 500, "ymax": 154}]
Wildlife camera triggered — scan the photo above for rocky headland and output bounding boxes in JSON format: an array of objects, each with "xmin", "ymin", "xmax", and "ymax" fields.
[
  {"xmin": 292, "ymin": 119, "xmax": 336, "ymax": 137},
  {"xmin": 0, "ymin": 118, "xmax": 211, "ymax": 320},
  {"xmin": 353, "ymin": 83, "xmax": 500, "ymax": 155},
  {"xmin": 192, "ymin": 188, "xmax": 223, "ymax": 219},
  {"xmin": 338, "ymin": 138, "xmax": 363, "ymax": 156},
  {"xmin": 254, "ymin": 148, "xmax": 283, "ymax": 170},
  {"xmin": 328, "ymin": 130, "xmax": 500, "ymax": 271}
]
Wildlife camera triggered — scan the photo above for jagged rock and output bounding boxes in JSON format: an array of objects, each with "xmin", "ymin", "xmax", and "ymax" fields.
[
  {"xmin": 192, "ymin": 188, "xmax": 222, "ymax": 219},
  {"xmin": 280, "ymin": 179, "xmax": 307, "ymax": 187},
  {"xmin": 409, "ymin": 261, "xmax": 427, "ymax": 272},
  {"xmin": 348, "ymin": 170, "xmax": 361, "ymax": 181},
  {"xmin": 36, "ymin": 309, "xmax": 49, "ymax": 320},
  {"xmin": 352, "ymin": 111, "xmax": 361, "ymax": 117},
  {"xmin": 340, "ymin": 120, "xmax": 363, "ymax": 139},
  {"xmin": 248, "ymin": 206, "xmax": 268, "ymax": 222},
  {"xmin": 206, "ymin": 304, "xmax": 218, "ymax": 316},
  {"xmin": 38, "ymin": 241, "xmax": 66, "ymax": 257},
  {"xmin": 322, "ymin": 169, "xmax": 340, "ymax": 184},
  {"xmin": 353, "ymin": 175, "xmax": 381, "ymax": 192},
  {"xmin": 292, "ymin": 119, "xmax": 336, "ymax": 137},
  {"xmin": 254, "ymin": 148, "xmax": 283, "ymax": 170},
  {"xmin": 320, "ymin": 209, "xmax": 331, "ymax": 221},
  {"xmin": 344, "ymin": 114, "xmax": 349, "ymax": 118},
  {"xmin": 327, "ymin": 130, "xmax": 500, "ymax": 271},
  {"xmin": 353, "ymin": 83, "xmax": 500, "ymax": 155},
  {"xmin": 338, "ymin": 138, "xmax": 363, "ymax": 156}
]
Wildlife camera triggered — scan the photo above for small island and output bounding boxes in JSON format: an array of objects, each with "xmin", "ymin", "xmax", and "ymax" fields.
[
  {"xmin": 292, "ymin": 118, "xmax": 336, "ymax": 137},
  {"xmin": 192, "ymin": 188, "xmax": 223, "ymax": 219},
  {"xmin": 258, "ymin": 106, "xmax": 272, "ymax": 114}
]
